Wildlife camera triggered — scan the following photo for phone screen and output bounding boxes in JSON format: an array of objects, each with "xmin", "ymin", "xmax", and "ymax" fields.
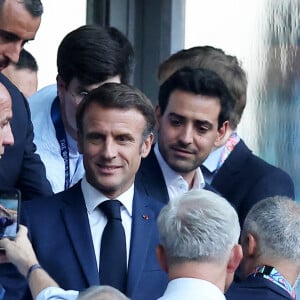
[{"xmin": 0, "ymin": 189, "xmax": 21, "ymax": 239}]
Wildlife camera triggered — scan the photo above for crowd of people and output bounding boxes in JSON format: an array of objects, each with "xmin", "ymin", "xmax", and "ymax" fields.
[{"xmin": 0, "ymin": 0, "xmax": 298, "ymax": 300}]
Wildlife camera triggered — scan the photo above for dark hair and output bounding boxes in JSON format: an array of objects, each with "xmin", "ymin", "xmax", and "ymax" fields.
[
  {"xmin": 158, "ymin": 67, "xmax": 234, "ymax": 129},
  {"xmin": 76, "ymin": 83, "xmax": 155, "ymax": 139},
  {"xmin": 23, "ymin": 0, "xmax": 43, "ymax": 16},
  {"xmin": 57, "ymin": 25, "xmax": 134, "ymax": 87},
  {"xmin": 14, "ymin": 49, "xmax": 38, "ymax": 71},
  {"xmin": 158, "ymin": 46, "xmax": 247, "ymax": 129}
]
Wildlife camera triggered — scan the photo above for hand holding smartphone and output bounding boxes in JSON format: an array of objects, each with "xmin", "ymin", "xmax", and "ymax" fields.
[{"xmin": 0, "ymin": 189, "xmax": 21, "ymax": 240}]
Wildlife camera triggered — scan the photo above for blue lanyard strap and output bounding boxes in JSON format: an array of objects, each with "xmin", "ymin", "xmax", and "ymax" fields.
[
  {"xmin": 51, "ymin": 97, "xmax": 70, "ymax": 190},
  {"xmin": 251, "ymin": 265, "xmax": 296, "ymax": 299}
]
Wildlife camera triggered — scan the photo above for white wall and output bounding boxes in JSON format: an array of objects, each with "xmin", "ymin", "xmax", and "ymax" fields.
[{"xmin": 25, "ymin": 0, "xmax": 87, "ymax": 90}]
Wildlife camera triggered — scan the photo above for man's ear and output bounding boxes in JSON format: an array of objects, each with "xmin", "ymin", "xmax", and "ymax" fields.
[
  {"xmin": 156, "ymin": 245, "xmax": 168, "ymax": 273},
  {"xmin": 245, "ymin": 233, "xmax": 257, "ymax": 257},
  {"xmin": 56, "ymin": 75, "xmax": 66, "ymax": 99},
  {"xmin": 141, "ymin": 132, "xmax": 154, "ymax": 158},
  {"xmin": 214, "ymin": 121, "xmax": 229, "ymax": 148},
  {"xmin": 227, "ymin": 244, "xmax": 243, "ymax": 274},
  {"xmin": 154, "ymin": 105, "xmax": 162, "ymax": 131}
]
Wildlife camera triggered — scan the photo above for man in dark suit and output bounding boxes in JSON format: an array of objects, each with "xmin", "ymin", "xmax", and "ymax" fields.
[
  {"xmin": 1, "ymin": 83, "xmax": 168, "ymax": 300},
  {"xmin": 226, "ymin": 196, "xmax": 300, "ymax": 300},
  {"xmin": 137, "ymin": 67, "xmax": 234, "ymax": 204},
  {"xmin": 0, "ymin": 0, "xmax": 52, "ymax": 200},
  {"xmin": 157, "ymin": 46, "xmax": 295, "ymax": 225}
]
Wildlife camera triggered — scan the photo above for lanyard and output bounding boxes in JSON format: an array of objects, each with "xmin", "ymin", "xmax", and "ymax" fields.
[
  {"xmin": 51, "ymin": 97, "xmax": 70, "ymax": 190},
  {"xmin": 251, "ymin": 265, "xmax": 296, "ymax": 299}
]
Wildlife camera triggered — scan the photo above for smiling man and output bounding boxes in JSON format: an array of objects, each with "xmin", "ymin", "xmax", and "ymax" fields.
[
  {"xmin": 136, "ymin": 67, "xmax": 234, "ymax": 203},
  {"xmin": 3, "ymin": 83, "xmax": 168, "ymax": 300}
]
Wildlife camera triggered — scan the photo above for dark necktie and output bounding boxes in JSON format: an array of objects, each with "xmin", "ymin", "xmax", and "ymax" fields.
[{"xmin": 99, "ymin": 200, "xmax": 127, "ymax": 293}]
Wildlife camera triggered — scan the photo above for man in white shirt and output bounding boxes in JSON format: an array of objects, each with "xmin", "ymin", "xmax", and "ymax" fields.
[
  {"xmin": 29, "ymin": 25, "xmax": 134, "ymax": 193},
  {"xmin": 156, "ymin": 189, "xmax": 242, "ymax": 300}
]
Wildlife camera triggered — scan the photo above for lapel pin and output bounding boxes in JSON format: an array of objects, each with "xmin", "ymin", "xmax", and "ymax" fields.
[{"xmin": 142, "ymin": 214, "xmax": 149, "ymax": 220}]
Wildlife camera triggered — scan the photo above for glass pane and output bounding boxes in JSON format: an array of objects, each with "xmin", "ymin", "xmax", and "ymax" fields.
[{"xmin": 185, "ymin": 0, "xmax": 300, "ymax": 200}]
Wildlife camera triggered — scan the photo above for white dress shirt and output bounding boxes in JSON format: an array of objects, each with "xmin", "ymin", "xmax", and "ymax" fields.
[
  {"xmin": 29, "ymin": 84, "xmax": 85, "ymax": 193},
  {"xmin": 81, "ymin": 176, "xmax": 133, "ymax": 268},
  {"xmin": 154, "ymin": 144, "xmax": 205, "ymax": 201},
  {"xmin": 157, "ymin": 278, "xmax": 226, "ymax": 300}
]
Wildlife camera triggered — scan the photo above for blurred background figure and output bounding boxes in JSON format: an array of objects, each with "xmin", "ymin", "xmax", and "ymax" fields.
[{"xmin": 2, "ymin": 49, "xmax": 38, "ymax": 99}]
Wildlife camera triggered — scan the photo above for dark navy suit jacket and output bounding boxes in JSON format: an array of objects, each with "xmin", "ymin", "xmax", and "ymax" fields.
[
  {"xmin": 1, "ymin": 181, "xmax": 168, "ymax": 300},
  {"xmin": 0, "ymin": 73, "xmax": 52, "ymax": 200},
  {"xmin": 226, "ymin": 275, "xmax": 294, "ymax": 300},
  {"xmin": 136, "ymin": 145, "xmax": 218, "ymax": 204},
  {"xmin": 210, "ymin": 139, "xmax": 295, "ymax": 225}
]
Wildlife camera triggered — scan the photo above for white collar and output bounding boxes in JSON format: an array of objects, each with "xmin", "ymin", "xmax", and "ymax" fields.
[
  {"xmin": 161, "ymin": 277, "xmax": 225, "ymax": 300},
  {"xmin": 202, "ymin": 146, "xmax": 225, "ymax": 173},
  {"xmin": 81, "ymin": 175, "xmax": 133, "ymax": 217},
  {"xmin": 154, "ymin": 143, "xmax": 205, "ymax": 189}
]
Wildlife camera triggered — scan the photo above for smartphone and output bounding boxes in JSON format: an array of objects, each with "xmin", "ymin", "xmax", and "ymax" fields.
[{"xmin": 0, "ymin": 189, "xmax": 21, "ymax": 239}]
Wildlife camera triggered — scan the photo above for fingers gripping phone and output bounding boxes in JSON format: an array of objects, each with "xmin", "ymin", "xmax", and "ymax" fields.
[{"xmin": 0, "ymin": 189, "xmax": 21, "ymax": 239}]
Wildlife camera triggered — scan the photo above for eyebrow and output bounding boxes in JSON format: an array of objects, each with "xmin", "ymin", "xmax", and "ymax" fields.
[
  {"xmin": 0, "ymin": 29, "xmax": 21, "ymax": 42},
  {"xmin": 169, "ymin": 112, "xmax": 214, "ymax": 129}
]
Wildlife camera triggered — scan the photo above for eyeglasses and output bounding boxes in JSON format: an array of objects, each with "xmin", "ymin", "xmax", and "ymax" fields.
[{"xmin": 70, "ymin": 91, "xmax": 89, "ymax": 105}]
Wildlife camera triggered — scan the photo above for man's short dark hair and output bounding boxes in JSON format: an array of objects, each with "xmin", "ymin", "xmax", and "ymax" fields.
[
  {"xmin": 158, "ymin": 67, "xmax": 234, "ymax": 129},
  {"xmin": 57, "ymin": 25, "xmax": 134, "ymax": 87},
  {"xmin": 14, "ymin": 49, "xmax": 38, "ymax": 71},
  {"xmin": 158, "ymin": 46, "xmax": 247, "ymax": 129},
  {"xmin": 76, "ymin": 83, "xmax": 155, "ymax": 139}
]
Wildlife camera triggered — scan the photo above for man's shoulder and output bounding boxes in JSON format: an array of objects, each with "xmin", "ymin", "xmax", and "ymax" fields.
[
  {"xmin": 0, "ymin": 73, "xmax": 22, "ymax": 96},
  {"xmin": 226, "ymin": 276, "xmax": 293, "ymax": 300},
  {"xmin": 228, "ymin": 139, "xmax": 292, "ymax": 179},
  {"xmin": 29, "ymin": 84, "xmax": 57, "ymax": 118},
  {"xmin": 22, "ymin": 183, "xmax": 83, "ymax": 211}
]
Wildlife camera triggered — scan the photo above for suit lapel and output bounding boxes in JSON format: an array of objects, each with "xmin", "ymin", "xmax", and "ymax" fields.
[
  {"xmin": 61, "ymin": 183, "xmax": 99, "ymax": 286},
  {"xmin": 138, "ymin": 146, "xmax": 169, "ymax": 204},
  {"xmin": 126, "ymin": 185, "xmax": 160, "ymax": 296},
  {"xmin": 212, "ymin": 139, "xmax": 251, "ymax": 193}
]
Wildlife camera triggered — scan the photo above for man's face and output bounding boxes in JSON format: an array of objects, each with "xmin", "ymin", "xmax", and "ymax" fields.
[
  {"xmin": 156, "ymin": 89, "xmax": 227, "ymax": 180},
  {"xmin": 0, "ymin": 83, "xmax": 14, "ymax": 157},
  {"xmin": 57, "ymin": 75, "xmax": 121, "ymax": 140},
  {"xmin": 0, "ymin": 0, "xmax": 41, "ymax": 70},
  {"xmin": 78, "ymin": 103, "xmax": 153, "ymax": 199}
]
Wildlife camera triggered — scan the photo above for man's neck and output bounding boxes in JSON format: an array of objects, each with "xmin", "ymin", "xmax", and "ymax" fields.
[
  {"xmin": 168, "ymin": 261, "xmax": 227, "ymax": 293},
  {"xmin": 253, "ymin": 259, "xmax": 299, "ymax": 286}
]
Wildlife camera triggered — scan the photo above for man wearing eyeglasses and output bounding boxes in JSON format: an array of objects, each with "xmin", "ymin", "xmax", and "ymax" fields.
[{"xmin": 29, "ymin": 25, "xmax": 134, "ymax": 193}]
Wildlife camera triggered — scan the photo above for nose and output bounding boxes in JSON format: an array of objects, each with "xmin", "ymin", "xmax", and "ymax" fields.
[
  {"xmin": 3, "ymin": 123, "xmax": 14, "ymax": 146},
  {"xmin": 102, "ymin": 138, "xmax": 117, "ymax": 160},
  {"xmin": 4, "ymin": 42, "xmax": 23, "ymax": 64},
  {"xmin": 178, "ymin": 124, "xmax": 193, "ymax": 145}
]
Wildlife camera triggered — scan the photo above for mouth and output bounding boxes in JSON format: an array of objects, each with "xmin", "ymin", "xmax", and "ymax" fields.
[
  {"xmin": 96, "ymin": 164, "xmax": 121, "ymax": 174},
  {"xmin": 170, "ymin": 146, "xmax": 195, "ymax": 156}
]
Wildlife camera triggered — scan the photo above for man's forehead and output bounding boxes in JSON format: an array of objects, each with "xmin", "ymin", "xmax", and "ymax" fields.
[{"xmin": 0, "ymin": 0, "xmax": 41, "ymax": 40}]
